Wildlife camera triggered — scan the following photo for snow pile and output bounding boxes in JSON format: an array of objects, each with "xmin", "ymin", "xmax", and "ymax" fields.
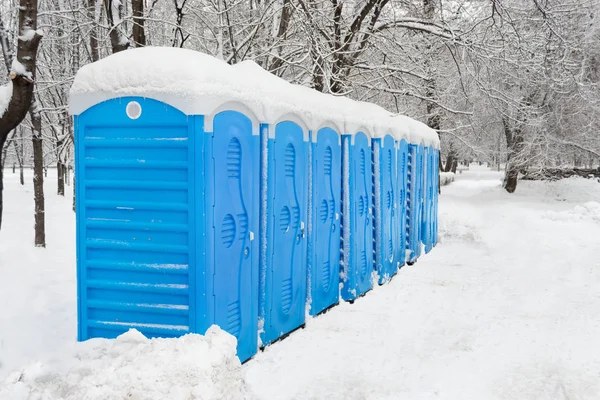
[
  {"xmin": 69, "ymin": 47, "xmax": 439, "ymax": 147},
  {"xmin": 440, "ymin": 171, "xmax": 455, "ymax": 186},
  {"xmin": 543, "ymin": 201, "xmax": 600, "ymax": 222},
  {"xmin": 515, "ymin": 176, "xmax": 600, "ymax": 204},
  {"xmin": 0, "ymin": 327, "xmax": 255, "ymax": 400}
]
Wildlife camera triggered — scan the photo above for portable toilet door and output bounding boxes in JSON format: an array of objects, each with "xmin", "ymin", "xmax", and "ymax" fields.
[
  {"xmin": 262, "ymin": 120, "xmax": 309, "ymax": 346},
  {"xmin": 204, "ymin": 108, "xmax": 260, "ymax": 362},
  {"xmin": 406, "ymin": 143, "xmax": 420, "ymax": 264},
  {"xmin": 421, "ymin": 146, "xmax": 432, "ymax": 254},
  {"xmin": 433, "ymin": 149, "xmax": 440, "ymax": 247},
  {"xmin": 373, "ymin": 134, "xmax": 397, "ymax": 284},
  {"xmin": 424, "ymin": 147, "xmax": 435, "ymax": 254},
  {"xmin": 341, "ymin": 132, "xmax": 374, "ymax": 301},
  {"xmin": 75, "ymin": 97, "xmax": 199, "ymax": 342},
  {"xmin": 308, "ymin": 127, "xmax": 342, "ymax": 316},
  {"xmin": 416, "ymin": 144, "xmax": 426, "ymax": 259},
  {"xmin": 396, "ymin": 139, "xmax": 409, "ymax": 267}
]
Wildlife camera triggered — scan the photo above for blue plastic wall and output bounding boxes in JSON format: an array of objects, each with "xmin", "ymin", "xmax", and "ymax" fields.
[
  {"xmin": 75, "ymin": 97, "xmax": 199, "ymax": 341},
  {"xmin": 373, "ymin": 135, "xmax": 398, "ymax": 283},
  {"xmin": 422, "ymin": 146, "xmax": 433, "ymax": 253},
  {"xmin": 75, "ymin": 98, "xmax": 261, "ymax": 363},
  {"xmin": 405, "ymin": 144, "xmax": 419, "ymax": 263},
  {"xmin": 308, "ymin": 128, "xmax": 342, "ymax": 316},
  {"xmin": 341, "ymin": 133, "xmax": 374, "ymax": 301},
  {"xmin": 205, "ymin": 110, "xmax": 260, "ymax": 362},
  {"xmin": 262, "ymin": 121, "xmax": 308, "ymax": 345},
  {"xmin": 396, "ymin": 140, "xmax": 409, "ymax": 266},
  {"xmin": 433, "ymin": 149, "xmax": 439, "ymax": 246},
  {"xmin": 75, "ymin": 95, "xmax": 440, "ymax": 363}
]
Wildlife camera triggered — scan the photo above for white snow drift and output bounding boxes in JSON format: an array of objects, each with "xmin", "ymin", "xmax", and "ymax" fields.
[
  {"xmin": 69, "ymin": 47, "xmax": 439, "ymax": 146},
  {"xmin": 0, "ymin": 326, "xmax": 255, "ymax": 400}
]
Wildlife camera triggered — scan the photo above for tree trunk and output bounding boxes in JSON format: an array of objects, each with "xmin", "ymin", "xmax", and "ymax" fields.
[
  {"xmin": 30, "ymin": 99, "xmax": 45, "ymax": 247},
  {"xmin": 444, "ymin": 152, "xmax": 456, "ymax": 172},
  {"xmin": 504, "ymin": 164, "xmax": 519, "ymax": 193},
  {"xmin": 0, "ymin": 0, "xmax": 43, "ymax": 231},
  {"xmin": 57, "ymin": 161, "xmax": 65, "ymax": 196},
  {"xmin": 132, "ymin": 0, "xmax": 146, "ymax": 47},
  {"xmin": 88, "ymin": 0, "xmax": 99, "ymax": 61},
  {"xmin": 104, "ymin": 0, "xmax": 130, "ymax": 53},
  {"xmin": 502, "ymin": 118, "xmax": 525, "ymax": 194}
]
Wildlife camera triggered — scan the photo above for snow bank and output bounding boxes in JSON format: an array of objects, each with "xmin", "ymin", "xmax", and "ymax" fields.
[
  {"xmin": 440, "ymin": 171, "xmax": 455, "ymax": 186},
  {"xmin": 69, "ymin": 47, "xmax": 439, "ymax": 147},
  {"xmin": 0, "ymin": 326, "xmax": 255, "ymax": 400},
  {"xmin": 543, "ymin": 201, "xmax": 600, "ymax": 222}
]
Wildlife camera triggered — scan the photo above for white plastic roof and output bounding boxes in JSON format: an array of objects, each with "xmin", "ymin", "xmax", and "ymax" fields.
[{"xmin": 69, "ymin": 47, "xmax": 440, "ymax": 148}]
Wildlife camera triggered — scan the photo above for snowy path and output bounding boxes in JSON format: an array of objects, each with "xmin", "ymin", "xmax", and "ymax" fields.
[
  {"xmin": 244, "ymin": 167, "xmax": 600, "ymax": 400},
  {"xmin": 1, "ymin": 167, "xmax": 600, "ymax": 399}
]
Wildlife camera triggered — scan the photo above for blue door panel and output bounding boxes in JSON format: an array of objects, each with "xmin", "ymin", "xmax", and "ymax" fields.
[
  {"xmin": 406, "ymin": 144, "xmax": 420, "ymax": 263},
  {"xmin": 263, "ymin": 121, "xmax": 308, "ymax": 345},
  {"xmin": 397, "ymin": 140, "xmax": 408, "ymax": 266},
  {"xmin": 341, "ymin": 133, "xmax": 373, "ymax": 301},
  {"xmin": 309, "ymin": 128, "xmax": 341, "ymax": 315},
  {"xmin": 75, "ymin": 97, "xmax": 197, "ymax": 344},
  {"xmin": 209, "ymin": 111, "xmax": 259, "ymax": 362},
  {"xmin": 373, "ymin": 135, "xmax": 397, "ymax": 284}
]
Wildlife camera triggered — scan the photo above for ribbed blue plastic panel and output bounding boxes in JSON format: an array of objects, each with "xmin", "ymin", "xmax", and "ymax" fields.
[
  {"xmin": 423, "ymin": 147, "xmax": 435, "ymax": 253},
  {"xmin": 433, "ymin": 149, "xmax": 439, "ymax": 246},
  {"xmin": 373, "ymin": 135, "xmax": 398, "ymax": 284},
  {"xmin": 262, "ymin": 121, "xmax": 308, "ymax": 345},
  {"xmin": 341, "ymin": 133, "xmax": 374, "ymax": 301},
  {"xmin": 396, "ymin": 140, "xmax": 408, "ymax": 267},
  {"xmin": 205, "ymin": 110, "xmax": 259, "ymax": 362},
  {"xmin": 75, "ymin": 97, "xmax": 197, "ymax": 341},
  {"xmin": 405, "ymin": 144, "xmax": 420, "ymax": 263},
  {"xmin": 308, "ymin": 128, "xmax": 341, "ymax": 316}
]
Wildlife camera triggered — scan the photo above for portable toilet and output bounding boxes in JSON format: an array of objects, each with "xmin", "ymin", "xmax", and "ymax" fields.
[
  {"xmin": 70, "ymin": 47, "xmax": 273, "ymax": 362},
  {"xmin": 390, "ymin": 116, "xmax": 413, "ymax": 268},
  {"xmin": 372, "ymin": 133, "xmax": 398, "ymax": 284},
  {"xmin": 308, "ymin": 126, "xmax": 342, "ymax": 316},
  {"xmin": 433, "ymin": 149, "xmax": 440, "ymax": 246},
  {"xmin": 421, "ymin": 145, "xmax": 432, "ymax": 253},
  {"xmin": 405, "ymin": 142, "xmax": 420, "ymax": 264},
  {"xmin": 341, "ymin": 129, "xmax": 374, "ymax": 301},
  {"xmin": 261, "ymin": 119, "xmax": 309, "ymax": 345},
  {"xmin": 396, "ymin": 139, "xmax": 409, "ymax": 267},
  {"xmin": 423, "ymin": 146, "xmax": 436, "ymax": 253}
]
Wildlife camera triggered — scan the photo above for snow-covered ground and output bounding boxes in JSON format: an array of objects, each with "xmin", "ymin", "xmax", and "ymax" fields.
[{"xmin": 1, "ymin": 166, "xmax": 600, "ymax": 399}]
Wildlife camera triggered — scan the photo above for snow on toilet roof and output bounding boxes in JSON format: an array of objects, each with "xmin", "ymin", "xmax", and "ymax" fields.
[{"xmin": 69, "ymin": 47, "xmax": 439, "ymax": 148}]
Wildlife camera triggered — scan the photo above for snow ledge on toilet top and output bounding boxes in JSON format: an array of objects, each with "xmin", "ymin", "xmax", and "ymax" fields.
[{"xmin": 68, "ymin": 46, "xmax": 440, "ymax": 148}]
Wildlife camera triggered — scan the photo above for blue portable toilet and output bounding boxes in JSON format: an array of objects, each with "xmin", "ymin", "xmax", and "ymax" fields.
[
  {"xmin": 424, "ymin": 146, "xmax": 436, "ymax": 253},
  {"xmin": 261, "ymin": 119, "xmax": 309, "ymax": 345},
  {"xmin": 205, "ymin": 108, "xmax": 261, "ymax": 362},
  {"xmin": 421, "ymin": 146, "xmax": 432, "ymax": 253},
  {"xmin": 372, "ymin": 133, "xmax": 398, "ymax": 284},
  {"xmin": 396, "ymin": 139, "xmax": 409, "ymax": 266},
  {"xmin": 405, "ymin": 143, "xmax": 421, "ymax": 264},
  {"xmin": 341, "ymin": 131, "xmax": 374, "ymax": 301},
  {"xmin": 70, "ymin": 46, "xmax": 443, "ymax": 360},
  {"xmin": 308, "ymin": 125, "xmax": 342, "ymax": 316},
  {"xmin": 70, "ymin": 47, "xmax": 268, "ymax": 362},
  {"xmin": 416, "ymin": 143, "xmax": 425, "ymax": 258},
  {"xmin": 433, "ymin": 149, "xmax": 439, "ymax": 246}
]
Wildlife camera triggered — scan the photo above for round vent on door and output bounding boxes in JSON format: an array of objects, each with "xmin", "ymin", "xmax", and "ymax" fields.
[{"xmin": 126, "ymin": 101, "xmax": 142, "ymax": 120}]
